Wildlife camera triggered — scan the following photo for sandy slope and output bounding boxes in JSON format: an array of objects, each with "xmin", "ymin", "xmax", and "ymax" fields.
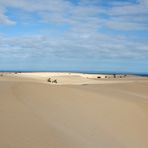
[{"xmin": 0, "ymin": 76, "xmax": 148, "ymax": 148}]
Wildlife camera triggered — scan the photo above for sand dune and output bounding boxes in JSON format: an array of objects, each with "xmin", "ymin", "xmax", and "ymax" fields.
[
  {"xmin": 0, "ymin": 72, "xmax": 140, "ymax": 85},
  {"xmin": 0, "ymin": 73, "xmax": 148, "ymax": 148}
]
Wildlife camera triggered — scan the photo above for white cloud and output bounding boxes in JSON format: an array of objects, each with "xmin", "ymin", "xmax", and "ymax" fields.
[
  {"xmin": 0, "ymin": 7, "xmax": 16, "ymax": 25},
  {"xmin": 106, "ymin": 19, "xmax": 148, "ymax": 30},
  {"xmin": 0, "ymin": 0, "xmax": 148, "ymax": 67},
  {"xmin": 0, "ymin": 14, "xmax": 16, "ymax": 25},
  {"xmin": 0, "ymin": 0, "xmax": 147, "ymax": 30},
  {"xmin": 0, "ymin": 31, "xmax": 147, "ymax": 61}
]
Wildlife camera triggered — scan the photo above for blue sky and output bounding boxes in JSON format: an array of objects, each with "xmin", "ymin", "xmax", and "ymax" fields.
[{"xmin": 0, "ymin": 0, "xmax": 148, "ymax": 73}]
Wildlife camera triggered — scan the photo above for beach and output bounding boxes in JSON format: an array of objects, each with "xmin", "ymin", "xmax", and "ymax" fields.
[{"xmin": 0, "ymin": 72, "xmax": 148, "ymax": 148}]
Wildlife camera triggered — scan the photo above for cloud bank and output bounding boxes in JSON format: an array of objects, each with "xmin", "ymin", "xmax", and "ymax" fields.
[{"xmin": 0, "ymin": 0, "xmax": 148, "ymax": 72}]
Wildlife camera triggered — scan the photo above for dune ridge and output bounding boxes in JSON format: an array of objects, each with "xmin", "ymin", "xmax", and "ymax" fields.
[{"xmin": 0, "ymin": 72, "xmax": 143, "ymax": 85}]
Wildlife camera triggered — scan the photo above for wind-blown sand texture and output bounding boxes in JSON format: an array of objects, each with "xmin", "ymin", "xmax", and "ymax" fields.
[{"xmin": 0, "ymin": 72, "xmax": 148, "ymax": 148}]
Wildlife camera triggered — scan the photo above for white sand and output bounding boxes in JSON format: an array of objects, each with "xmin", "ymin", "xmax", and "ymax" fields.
[
  {"xmin": 0, "ymin": 73, "xmax": 148, "ymax": 148},
  {"xmin": 0, "ymin": 72, "xmax": 138, "ymax": 85}
]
